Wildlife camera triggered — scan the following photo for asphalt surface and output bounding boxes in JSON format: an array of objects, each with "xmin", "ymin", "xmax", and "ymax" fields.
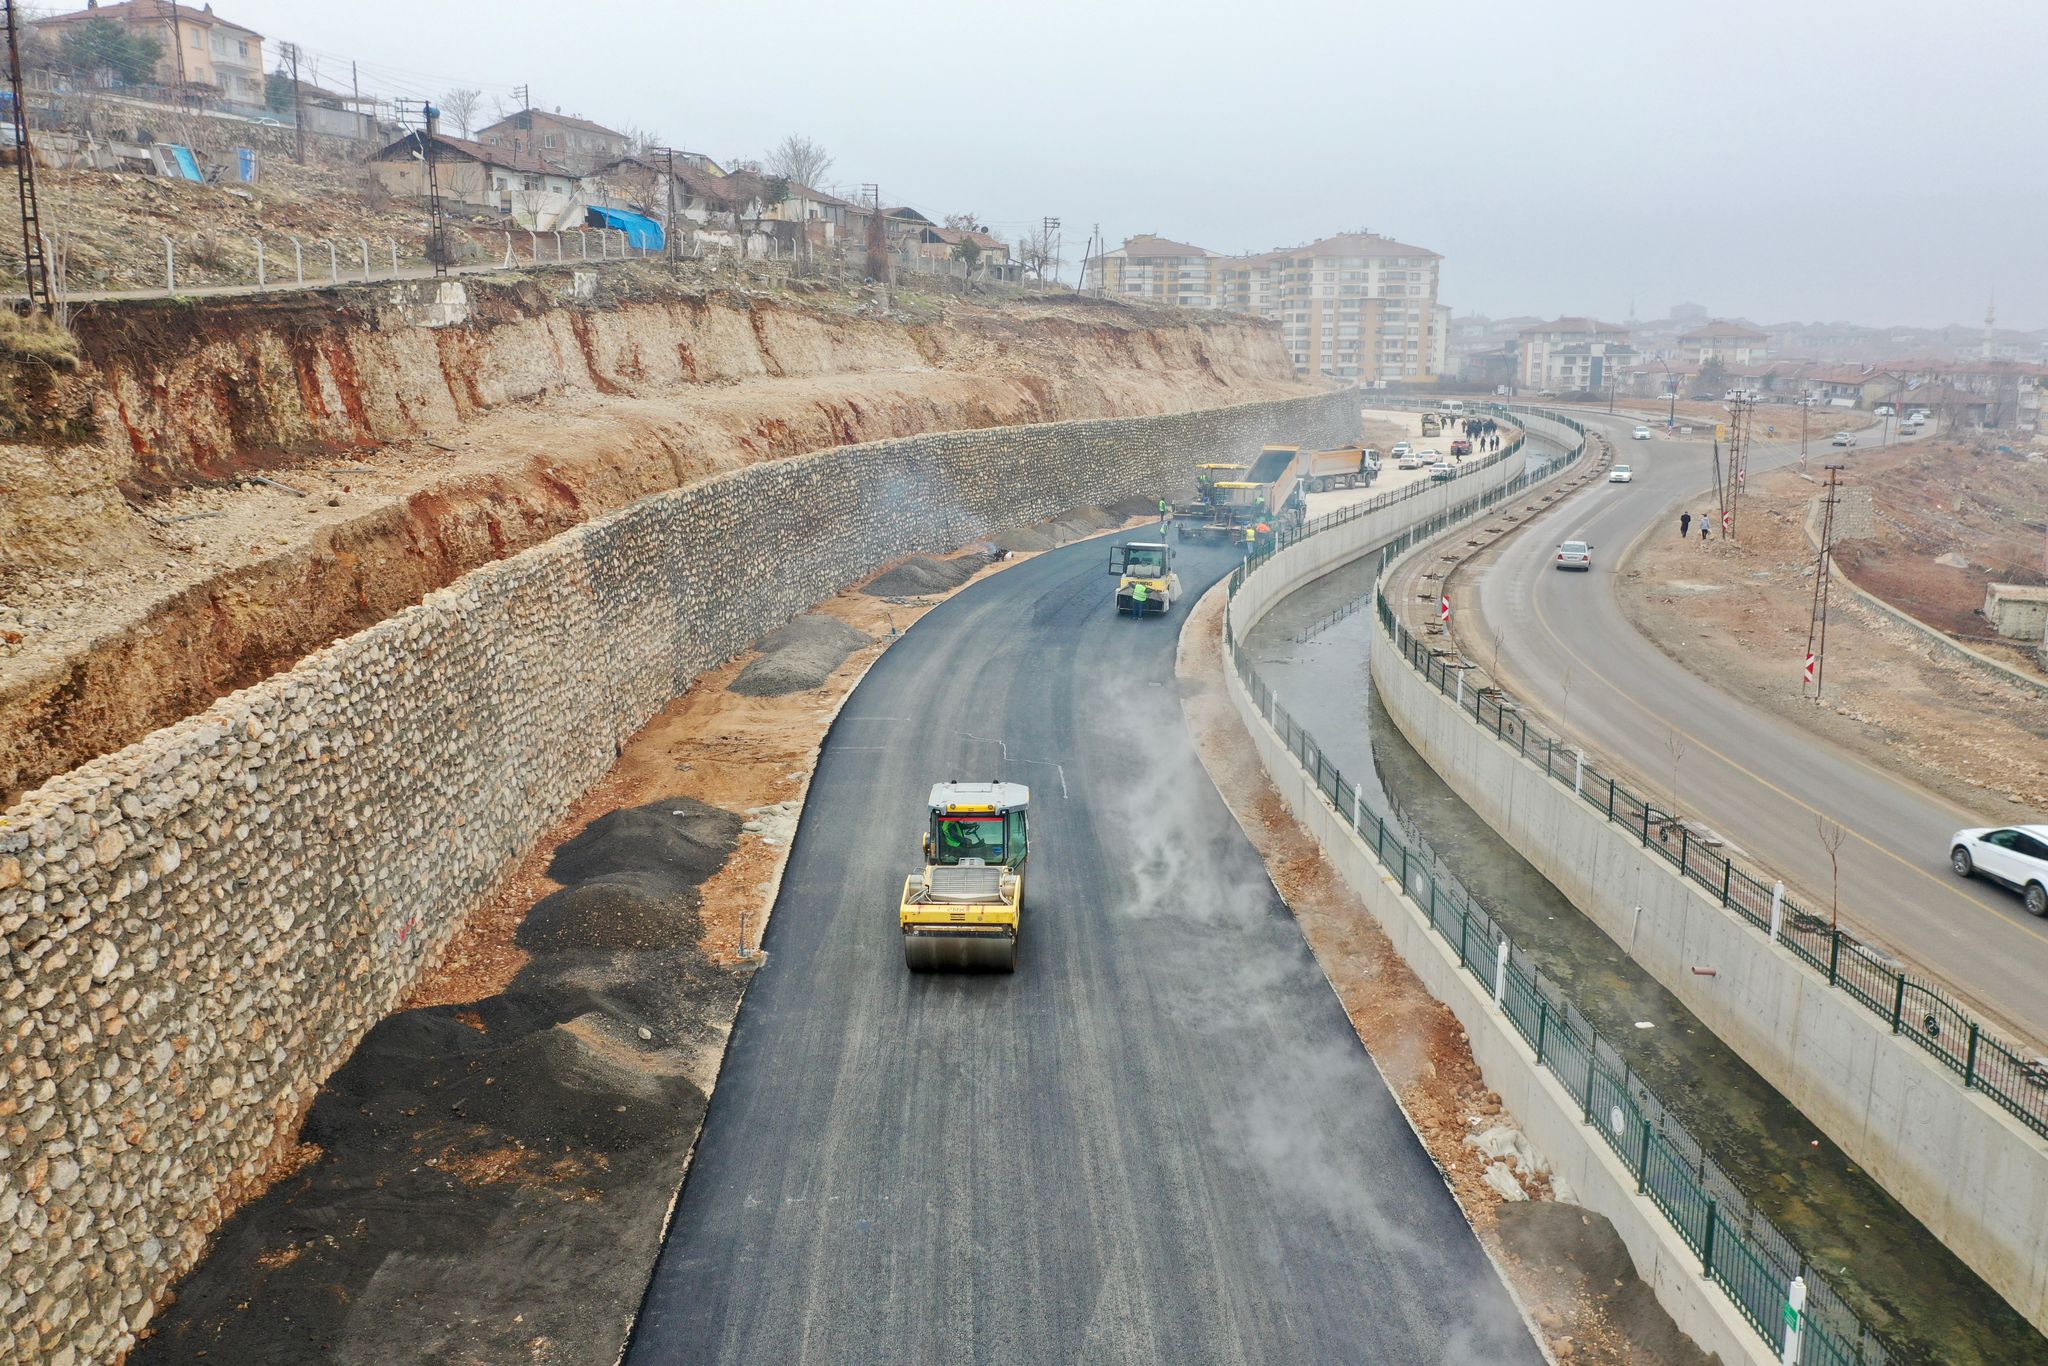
[
  {"xmin": 627, "ymin": 530, "xmax": 1545, "ymax": 1365},
  {"xmin": 1439, "ymin": 409, "xmax": 2048, "ymax": 1046}
]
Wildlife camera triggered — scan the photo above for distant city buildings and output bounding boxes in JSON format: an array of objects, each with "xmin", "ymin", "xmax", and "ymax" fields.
[{"xmin": 1085, "ymin": 230, "xmax": 1443, "ymax": 383}]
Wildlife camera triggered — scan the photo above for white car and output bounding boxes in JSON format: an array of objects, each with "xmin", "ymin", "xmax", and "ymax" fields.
[
  {"xmin": 1632, "ymin": 426, "xmax": 1652, "ymax": 440},
  {"xmin": 1428, "ymin": 461, "xmax": 1456, "ymax": 481},
  {"xmin": 1874, "ymin": 404, "xmax": 1894, "ymax": 417},
  {"xmin": 1391, "ymin": 441, "xmax": 1411, "ymax": 458},
  {"xmin": 1554, "ymin": 539, "xmax": 1593, "ymax": 571},
  {"xmin": 1608, "ymin": 464, "xmax": 1633, "ymax": 483},
  {"xmin": 1396, "ymin": 452, "xmax": 1427, "ymax": 470},
  {"xmin": 1831, "ymin": 432, "xmax": 1856, "ymax": 447},
  {"xmin": 1950, "ymin": 825, "xmax": 2048, "ymax": 916},
  {"xmin": 1909, "ymin": 409, "xmax": 1929, "ymax": 422}
]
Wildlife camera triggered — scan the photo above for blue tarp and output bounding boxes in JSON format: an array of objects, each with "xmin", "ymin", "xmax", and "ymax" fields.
[
  {"xmin": 585, "ymin": 205, "xmax": 664, "ymax": 252},
  {"xmin": 167, "ymin": 144, "xmax": 203, "ymax": 181}
]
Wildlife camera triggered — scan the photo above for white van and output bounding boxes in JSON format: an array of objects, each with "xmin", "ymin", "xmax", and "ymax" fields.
[{"xmin": 1441, "ymin": 399, "xmax": 1466, "ymax": 413}]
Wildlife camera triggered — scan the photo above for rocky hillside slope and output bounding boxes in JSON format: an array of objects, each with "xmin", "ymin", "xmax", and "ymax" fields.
[{"xmin": 0, "ymin": 263, "xmax": 1309, "ymax": 801}]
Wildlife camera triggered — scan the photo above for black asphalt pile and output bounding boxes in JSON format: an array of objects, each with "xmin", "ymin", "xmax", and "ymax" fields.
[
  {"xmin": 994, "ymin": 497, "xmax": 1155, "ymax": 553},
  {"xmin": 861, "ymin": 550, "xmax": 991, "ymax": 597},
  {"xmin": 731, "ymin": 614, "xmax": 874, "ymax": 697},
  {"xmin": 135, "ymin": 798, "xmax": 747, "ymax": 1366}
]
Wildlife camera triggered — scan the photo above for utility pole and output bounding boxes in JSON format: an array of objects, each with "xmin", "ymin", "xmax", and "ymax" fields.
[
  {"xmin": 418, "ymin": 101, "xmax": 448, "ymax": 277},
  {"xmin": 165, "ymin": 0, "xmax": 188, "ymax": 98},
  {"xmin": 3, "ymin": 0, "xmax": 50, "ymax": 314},
  {"xmin": 1723, "ymin": 393, "xmax": 1752, "ymax": 539},
  {"xmin": 1804, "ymin": 465, "xmax": 1846, "ymax": 700},
  {"xmin": 281, "ymin": 42, "xmax": 305, "ymax": 164},
  {"xmin": 1041, "ymin": 216, "xmax": 1061, "ymax": 287},
  {"xmin": 512, "ymin": 84, "xmax": 531, "ymax": 111},
  {"xmin": 656, "ymin": 146, "xmax": 680, "ymax": 272}
]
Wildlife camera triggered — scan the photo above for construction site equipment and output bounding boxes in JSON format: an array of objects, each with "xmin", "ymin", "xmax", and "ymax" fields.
[
  {"xmin": 1299, "ymin": 444, "xmax": 1379, "ymax": 493},
  {"xmin": 1109, "ymin": 539, "xmax": 1182, "ymax": 616},
  {"xmin": 1421, "ymin": 412, "xmax": 1444, "ymax": 436},
  {"xmin": 901, "ymin": 781, "xmax": 1029, "ymax": 972}
]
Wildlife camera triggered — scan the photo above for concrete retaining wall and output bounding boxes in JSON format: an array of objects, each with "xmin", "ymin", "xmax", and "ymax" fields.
[
  {"xmin": 1372, "ymin": 511, "xmax": 2048, "ymax": 1336},
  {"xmin": 0, "ymin": 388, "xmax": 1359, "ymax": 1366}
]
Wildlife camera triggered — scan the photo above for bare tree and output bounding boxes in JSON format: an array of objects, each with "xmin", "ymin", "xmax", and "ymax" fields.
[
  {"xmin": 765, "ymin": 135, "xmax": 831, "ymax": 188},
  {"xmin": 1017, "ymin": 225, "xmax": 1058, "ymax": 282},
  {"xmin": 1815, "ymin": 815, "xmax": 1848, "ymax": 930},
  {"xmin": 441, "ymin": 88, "xmax": 482, "ymax": 138},
  {"xmin": 1558, "ymin": 663, "xmax": 1575, "ymax": 730},
  {"xmin": 942, "ymin": 212, "xmax": 985, "ymax": 233}
]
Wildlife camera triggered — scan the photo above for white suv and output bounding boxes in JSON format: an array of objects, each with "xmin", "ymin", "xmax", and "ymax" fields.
[{"xmin": 1951, "ymin": 825, "xmax": 2048, "ymax": 916}]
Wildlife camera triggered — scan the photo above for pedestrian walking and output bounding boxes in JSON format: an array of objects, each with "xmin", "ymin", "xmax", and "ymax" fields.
[
  {"xmin": 1700, "ymin": 520, "xmax": 1710, "ymax": 543},
  {"xmin": 1679, "ymin": 512, "xmax": 1692, "ymax": 538}
]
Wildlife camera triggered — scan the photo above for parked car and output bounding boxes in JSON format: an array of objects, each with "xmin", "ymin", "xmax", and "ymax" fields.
[
  {"xmin": 1950, "ymin": 826, "xmax": 2048, "ymax": 916},
  {"xmin": 1450, "ymin": 438, "xmax": 1473, "ymax": 456},
  {"xmin": 1397, "ymin": 452, "xmax": 1427, "ymax": 470},
  {"xmin": 1555, "ymin": 539, "xmax": 1593, "ymax": 571},
  {"xmin": 1832, "ymin": 432, "xmax": 1856, "ymax": 447},
  {"xmin": 1874, "ymin": 404, "xmax": 1894, "ymax": 417},
  {"xmin": 1428, "ymin": 461, "xmax": 1456, "ymax": 481},
  {"xmin": 1900, "ymin": 419, "xmax": 1922, "ymax": 434},
  {"xmin": 1909, "ymin": 409, "xmax": 1930, "ymax": 422},
  {"xmin": 1608, "ymin": 464, "xmax": 1633, "ymax": 483},
  {"xmin": 1391, "ymin": 441, "xmax": 1411, "ymax": 458},
  {"xmin": 1632, "ymin": 425, "xmax": 1651, "ymax": 440}
]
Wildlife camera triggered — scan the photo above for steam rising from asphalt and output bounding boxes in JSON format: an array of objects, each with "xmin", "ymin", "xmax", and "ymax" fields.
[{"xmin": 1072, "ymin": 657, "xmax": 1537, "ymax": 1363}]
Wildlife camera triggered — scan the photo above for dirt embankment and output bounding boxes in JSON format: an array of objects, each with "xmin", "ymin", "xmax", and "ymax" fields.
[{"xmin": 0, "ymin": 269, "xmax": 1307, "ymax": 803}]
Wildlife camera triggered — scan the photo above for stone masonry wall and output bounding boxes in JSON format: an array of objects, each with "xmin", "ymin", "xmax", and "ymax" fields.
[{"xmin": 0, "ymin": 389, "xmax": 1359, "ymax": 1365}]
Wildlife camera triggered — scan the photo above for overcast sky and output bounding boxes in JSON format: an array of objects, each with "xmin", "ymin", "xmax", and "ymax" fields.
[{"xmin": 254, "ymin": 0, "xmax": 2047, "ymax": 330}]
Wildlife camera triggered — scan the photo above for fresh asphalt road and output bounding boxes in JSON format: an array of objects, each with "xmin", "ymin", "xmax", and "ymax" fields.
[
  {"xmin": 1442, "ymin": 409, "xmax": 2048, "ymax": 1047},
  {"xmin": 626, "ymin": 531, "xmax": 1544, "ymax": 1365}
]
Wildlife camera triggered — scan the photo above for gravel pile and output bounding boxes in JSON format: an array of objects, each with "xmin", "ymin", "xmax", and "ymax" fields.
[
  {"xmin": 731, "ymin": 615, "xmax": 874, "ymax": 697},
  {"xmin": 862, "ymin": 552, "xmax": 991, "ymax": 597}
]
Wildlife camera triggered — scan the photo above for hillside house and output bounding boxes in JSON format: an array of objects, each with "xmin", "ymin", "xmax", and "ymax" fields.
[
  {"xmin": 30, "ymin": 1, "xmax": 265, "ymax": 110},
  {"xmin": 370, "ymin": 131, "xmax": 581, "ymax": 227},
  {"xmin": 476, "ymin": 108, "xmax": 630, "ymax": 176}
]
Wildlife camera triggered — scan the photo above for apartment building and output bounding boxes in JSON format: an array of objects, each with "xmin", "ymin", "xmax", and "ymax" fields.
[
  {"xmin": 32, "ymin": 1, "xmax": 265, "ymax": 107},
  {"xmin": 477, "ymin": 108, "xmax": 633, "ymax": 177},
  {"xmin": 1086, "ymin": 229, "xmax": 1444, "ymax": 382},
  {"xmin": 1084, "ymin": 235, "xmax": 1220, "ymax": 309},
  {"xmin": 1517, "ymin": 317, "xmax": 1636, "ymax": 390},
  {"xmin": 1679, "ymin": 321, "xmax": 1770, "ymax": 369}
]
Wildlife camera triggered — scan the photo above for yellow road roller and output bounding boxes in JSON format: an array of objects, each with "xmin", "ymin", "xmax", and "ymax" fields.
[{"xmin": 900, "ymin": 781, "xmax": 1029, "ymax": 972}]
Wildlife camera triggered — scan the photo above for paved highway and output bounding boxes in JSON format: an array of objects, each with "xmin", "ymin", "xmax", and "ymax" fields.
[
  {"xmin": 626, "ymin": 531, "xmax": 1543, "ymax": 1364},
  {"xmin": 1435, "ymin": 410, "xmax": 2048, "ymax": 1047}
]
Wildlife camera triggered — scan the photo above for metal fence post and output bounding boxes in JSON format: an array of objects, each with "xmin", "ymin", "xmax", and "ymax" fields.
[
  {"xmin": 1582, "ymin": 1052, "xmax": 1597, "ymax": 1122},
  {"xmin": 251, "ymin": 237, "xmax": 266, "ymax": 288},
  {"xmin": 1701, "ymin": 1199, "xmax": 1718, "ymax": 1276},
  {"xmin": 1827, "ymin": 932, "xmax": 1841, "ymax": 987},
  {"xmin": 1574, "ymin": 749, "xmax": 1585, "ymax": 798},
  {"xmin": 1781, "ymin": 1276, "xmax": 1806, "ymax": 1366},
  {"xmin": 1964, "ymin": 1022, "xmax": 1980, "ymax": 1087},
  {"xmin": 1535, "ymin": 999, "xmax": 1548, "ymax": 1062},
  {"xmin": 1637, "ymin": 1121, "xmax": 1651, "ymax": 1193},
  {"xmin": 1891, "ymin": 973, "xmax": 1907, "ymax": 1033},
  {"xmin": 1641, "ymin": 803, "xmax": 1651, "ymax": 847},
  {"xmin": 1493, "ymin": 938, "xmax": 1509, "ymax": 1008},
  {"xmin": 1458, "ymin": 908, "xmax": 1468, "ymax": 968},
  {"xmin": 1679, "ymin": 826, "xmax": 1689, "ymax": 870},
  {"xmin": 1770, "ymin": 882, "xmax": 1785, "ymax": 943},
  {"xmin": 1607, "ymin": 778, "xmax": 1616, "ymax": 820},
  {"xmin": 161, "ymin": 235, "xmax": 175, "ymax": 292},
  {"xmin": 1721, "ymin": 861, "xmax": 1733, "ymax": 908}
]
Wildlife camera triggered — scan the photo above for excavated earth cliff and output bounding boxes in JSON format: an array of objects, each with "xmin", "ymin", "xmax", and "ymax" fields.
[{"xmin": 0, "ymin": 263, "xmax": 1309, "ymax": 802}]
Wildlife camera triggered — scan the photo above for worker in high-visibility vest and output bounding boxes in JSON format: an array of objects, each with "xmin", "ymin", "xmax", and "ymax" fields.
[{"xmin": 1241, "ymin": 524, "xmax": 1256, "ymax": 558}]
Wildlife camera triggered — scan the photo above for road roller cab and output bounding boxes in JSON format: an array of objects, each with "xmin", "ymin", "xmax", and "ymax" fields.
[
  {"xmin": 1109, "ymin": 540, "xmax": 1181, "ymax": 616},
  {"xmin": 901, "ymin": 782, "xmax": 1030, "ymax": 972}
]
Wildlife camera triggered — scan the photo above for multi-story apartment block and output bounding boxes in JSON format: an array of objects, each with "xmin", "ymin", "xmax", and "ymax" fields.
[
  {"xmin": 1517, "ymin": 317, "xmax": 1636, "ymax": 390},
  {"xmin": 1086, "ymin": 230, "xmax": 1444, "ymax": 383},
  {"xmin": 32, "ymin": 1, "xmax": 265, "ymax": 107},
  {"xmin": 1679, "ymin": 321, "xmax": 1770, "ymax": 369},
  {"xmin": 477, "ymin": 108, "xmax": 633, "ymax": 177},
  {"xmin": 1085, "ymin": 235, "xmax": 1220, "ymax": 309}
]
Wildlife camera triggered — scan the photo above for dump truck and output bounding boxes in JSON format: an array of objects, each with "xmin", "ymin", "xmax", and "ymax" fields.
[
  {"xmin": 900, "ymin": 781, "xmax": 1030, "ymax": 972},
  {"xmin": 1109, "ymin": 539, "xmax": 1181, "ymax": 615},
  {"xmin": 1299, "ymin": 444, "xmax": 1379, "ymax": 493}
]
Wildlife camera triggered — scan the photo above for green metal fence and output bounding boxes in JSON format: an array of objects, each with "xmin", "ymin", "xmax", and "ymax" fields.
[{"xmin": 1225, "ymin": 405, "xmax": 1890, "ymax": 1364}]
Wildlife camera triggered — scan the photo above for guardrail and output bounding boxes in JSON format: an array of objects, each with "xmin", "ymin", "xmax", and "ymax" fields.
[
  {"xmin": 1375, "ymin": 543, "xmax": 2048, "ymax": 1147},
  {"xmin": 1227, "ymin": 404, "xmax": 1888, "ymax": 1366}
]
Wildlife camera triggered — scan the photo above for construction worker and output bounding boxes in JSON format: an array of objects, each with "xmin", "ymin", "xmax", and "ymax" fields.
[
  {"xmin": 1242, "ymin": 523, "xmax": 1257, "ymax": 558},
  {"xmin": 1255, "ymin": 521, "xmax": 1273, "ymax": 556}
]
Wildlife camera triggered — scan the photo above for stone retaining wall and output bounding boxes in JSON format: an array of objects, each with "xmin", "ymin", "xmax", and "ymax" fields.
[{"xmin": 0, "ymin": 388, "xmax": 1359, "ymax": 1365}]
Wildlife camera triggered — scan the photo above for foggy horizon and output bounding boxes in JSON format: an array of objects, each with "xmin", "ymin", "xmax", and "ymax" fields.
[{"xmin": 247, "ymin": 0, "xmax": 2047, "ymax": 330}]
